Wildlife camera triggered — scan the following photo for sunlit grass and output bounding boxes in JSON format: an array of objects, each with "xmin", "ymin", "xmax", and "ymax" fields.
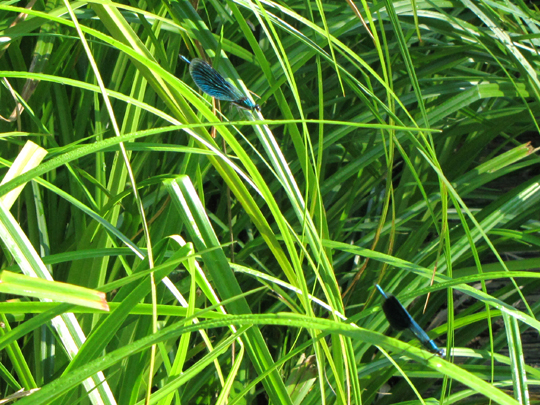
[{"xmin": 0, "ymin": 0, "xmax": 539, "ymax": 404}]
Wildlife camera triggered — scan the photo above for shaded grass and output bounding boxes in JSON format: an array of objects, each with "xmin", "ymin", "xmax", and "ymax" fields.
[{"xmin": 0, "ymin": 0, "xmax": 539, "ymax": 404}]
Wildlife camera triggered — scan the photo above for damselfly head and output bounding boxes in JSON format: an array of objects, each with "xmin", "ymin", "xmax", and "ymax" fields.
[{"xmin": 233, "ymin": 98, "xmax": 261, "ymax": 112}]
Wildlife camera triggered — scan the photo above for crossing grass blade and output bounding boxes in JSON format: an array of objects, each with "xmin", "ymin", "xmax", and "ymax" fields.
[{"xmin": 0, "ymin": 0, "xmax": 539, "ymax": 404}]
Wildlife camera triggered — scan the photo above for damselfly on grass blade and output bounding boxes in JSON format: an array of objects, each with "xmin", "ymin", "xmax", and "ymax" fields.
[
  {"xmin": 376, "ymin": 284, "xmax": 445, "ymax": 357},
  {"xmin": 179, "ymin": 55, "xmax": 260, "ymax": 112}
]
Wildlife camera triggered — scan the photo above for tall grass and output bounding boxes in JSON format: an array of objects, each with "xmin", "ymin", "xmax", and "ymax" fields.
[{"xmin": 0, "ymin": 0, "xmax": 539, "ymax": 404}]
